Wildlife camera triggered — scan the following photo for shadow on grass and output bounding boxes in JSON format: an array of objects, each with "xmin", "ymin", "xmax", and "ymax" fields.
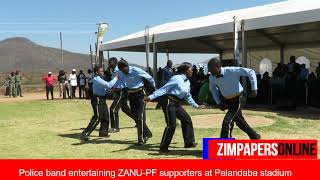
[
  {"xmin": 148, "ymin": 149, "xmax": 202, "ymax": 158},
  {"xmin": 245, "ymin": 106, "xmax": 320, "ymax": 120},
  {"xmin": 58, "ymin": 132, "xmax": 202, "ymax": 158},
  {"xmin": 69, "ymin": 126, "xmax": 136, "ymax": 131}
]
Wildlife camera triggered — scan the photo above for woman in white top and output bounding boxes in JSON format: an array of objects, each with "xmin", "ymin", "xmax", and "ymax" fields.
[{"xmin": 69, "ymin": 69, "xmax": 78, "ymax": 99}]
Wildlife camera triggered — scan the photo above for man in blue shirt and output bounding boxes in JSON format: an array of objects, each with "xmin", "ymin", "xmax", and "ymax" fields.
[
  {"xmin": 161, "ymin": 60, "xmax": 173, "ymax": 87},
  {"xmin": 108, "ymin": 57, "xmax": 135, "ymax": 133},
  {"xmin": 117, "ymin": 59, "xmax": 155, "ymax": 145},
  {"xmin": 145, "ymin": 63, "xmax": 204, "ymax": 152},
  {"xmin": 80, "ymin": 66, "xmax": 118, "ymax": 141},
  {"xmin": 155, "ymin": 60, "xmax": 174, "ymax": 110},
  {"xmin": 208, "ymin": 58, "xmax": 261, "ymax": 139}
]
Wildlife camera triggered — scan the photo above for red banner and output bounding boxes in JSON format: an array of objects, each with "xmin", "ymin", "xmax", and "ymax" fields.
[{"xmin": 0, "ymin": 159, "xmax": 319, "ymax": 179}]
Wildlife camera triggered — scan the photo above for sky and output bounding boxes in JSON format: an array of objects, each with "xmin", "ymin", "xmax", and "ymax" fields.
[{"xmin": 0, "ymin": 0, "xmax": 284, "ymax": 67}]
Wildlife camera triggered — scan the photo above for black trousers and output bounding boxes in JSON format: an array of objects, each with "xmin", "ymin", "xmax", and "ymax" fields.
[
  {"xmin": 221, "ymin": 96, "xmax": 258, "ymax": 139},
  {"xmin": 71, "ymin": 86, "xmax": 77, "ymax": 98},
  {"xmin": 46, "ymin": 86, "xmax": 54, "ymax": 100},
  {"xmin": 160, "ymin": 97, "xmax": 195, "ymax": 149},
  {"xmin": 97, "ymin": 97, "xmax": 109, "ymax": 134},
  {"xmin": 88, "ymin": 83, "xmax": 93, "ymax": 99},
  {"xmin": 82, "ymin": 96, "xmax": 109, "ymax": 135},
  {"xmin": 110, "ymin": 89, "xmax": 135, "ymax": 129},
  {"xmin": 82, "ymin": 95, "xmax": 98, "ymax": 135},
  {"xmin": 128, "ymin": 90, "xmax": 152, "ymax": 143},
  {"xmin": 78, "ymin": 85, "xmax": 86, "ymax": 99}
]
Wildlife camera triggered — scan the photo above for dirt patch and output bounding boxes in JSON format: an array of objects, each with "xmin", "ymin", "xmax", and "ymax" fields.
[
  {"xmin": 192, "ymin": 114, "xmax": 274, "ymax": 128},
  {"xmin": 0, "ymin": 92, "xmax": 59, "ymax": 103}
]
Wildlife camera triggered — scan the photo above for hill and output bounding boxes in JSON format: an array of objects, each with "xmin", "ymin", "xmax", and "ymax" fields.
[{"xmin": 0, "ymin": 37, "xmax": 144, "ymax": 73}]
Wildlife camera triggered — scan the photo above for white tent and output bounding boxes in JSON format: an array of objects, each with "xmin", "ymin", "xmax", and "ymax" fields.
[{"xmin": 100, "ymin": 0, "xmax": 320, "ymax": 73}]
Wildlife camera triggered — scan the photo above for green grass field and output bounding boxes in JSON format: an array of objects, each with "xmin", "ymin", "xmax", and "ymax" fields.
[{"xmin": 0, "ymin": 98, "xmax": 319, "ymax": 159}]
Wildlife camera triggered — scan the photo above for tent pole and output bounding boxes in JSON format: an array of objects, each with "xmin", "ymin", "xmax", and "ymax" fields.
[
  {"xmin": 241, "ymin": 20, "xmax": 247, "ymax": 68},
  {"xmin": 219, "ymin": 51, "xmax": 223, "ymax": 60},
  {"xmin": 233, "ymin": 16, "xmax": 240, "ymax": 66},
  {"xmin": 99, "ymin": 51, "xmax": 104, "ymax": 70},
  {"xmin": 241, "ymin": 19, "xmax": 248, "ymax": 105},
  {"xmin": 90, "ymin": 44, "xmax": 94, "ymax": 69},
  {"xmin": 144, "ymin": 26, "xmax": 150, "ymax": 73},
  {"xmin": 166, "ymin": 49, "xmax": 169, "ymax": 61},
  {"xmin": 280, "ymin": 45, "xmax": 285, "ymax": 64},
  {"xmin": 153, "ymin": 34, "xmax": 158, "ymax": 79}
]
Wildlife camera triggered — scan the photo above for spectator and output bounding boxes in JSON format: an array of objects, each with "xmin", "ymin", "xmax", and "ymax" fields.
[
  {"xmin": 58, "ymin": 70, "xmax": 67, "ymax": 98},
  {"xmin": 285, "ymin": 56, "xmax": 300, "ymax": 108},
  {"xmin": 78, "ymin": 70, "xmax": 86, "ymax": 99},
  {"xmin": 307, "ymin": 73, "xmax": 318, "ymax": 107},
  {"xmin": 273, "ymin": 63, "xmax": 285, "ymax": 77},
  {"xmin": 87, "ymin": 69, "xmax": 94, "ymax": 98},
  {"xmin": 156, "ymin": 67, "xmax": 162, "ymax": 88},
  {"xmin": 315, "ymin": 62, "xmax": 320, "ymax": 78},
  {"xmin": 198, "ymin": 77, "xmax": 215, "ymax": 106},
  {"xmin": 297, "ymin": 64, "xmax": 309, "ymax": 106},
  {"xmin": 161, "ymin": 60, "xmax": 173, "ymax": 86},
  {"xmin": 69, "ymin": 69, "xmax": 77, "ymax": 99},
  {"xmin": 42, "ymin": 72, "xmax": 56, "ymax": 100},
  {"xmin": 299, "ymin": 64, "xmax": 309, "ymax": 81},
  {"xmin": 261, "ymin": 72, "xmax": 271, "ymax": 104},
  {"xmin": 190, "ymin": 65, "xmax": 200, "ymax": 102}
]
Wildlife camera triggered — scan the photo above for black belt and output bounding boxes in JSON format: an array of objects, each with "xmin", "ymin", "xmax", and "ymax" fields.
[
  {"xmin": 167, "ymin": 95, "xmax": 183, "ymax": 103},
  {"xmin": 128, "ymin": 87, "xmax": 144, "ymax": 94}
]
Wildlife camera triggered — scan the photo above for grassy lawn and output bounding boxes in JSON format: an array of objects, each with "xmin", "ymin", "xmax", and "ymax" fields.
[{"xmin": 0, "ymin": 99, "xmax": 319, "ymax": 159}]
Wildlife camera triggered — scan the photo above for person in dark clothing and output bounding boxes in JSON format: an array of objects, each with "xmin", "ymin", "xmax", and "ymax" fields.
[
  {"xmin": 285, "ymin": 56, "xmax": 300, "ymax": 108},
  {"xmin": 161, "ymin": 60, "xmax": 173, "ymax": 87},
  {"xmin": 261, "ymin": 72, "xmax": 271, "ymax": 104},
  {"xmin": 77, "ymin": 70, "xmax": 86, "ymax": 99},
  {"xmin": 58, "ymin": 70, "xmax": 68, "ymax": 99},
  {"xmin": 87, "ymin": 69, "xmax": 94, "ymax": 99}
]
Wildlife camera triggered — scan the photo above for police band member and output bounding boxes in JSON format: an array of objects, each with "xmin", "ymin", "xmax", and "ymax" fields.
[
  {"xmin": 144, "ymin": 63, "xmax": 204, "ymax": 152},
  {"xmin": 207, "ymin": 58, "xmax": 261, "ymax": 139},
  {"xmin": 108, "ymin": 57, "xmax": 135, "ymax": 133},
  {"xmin": 117, "ymin": 59, "xmax": 154, "ymax": 145},
  {"xmin": 80, "ymin": 66, "xmax": 118, "ymax": 140}
]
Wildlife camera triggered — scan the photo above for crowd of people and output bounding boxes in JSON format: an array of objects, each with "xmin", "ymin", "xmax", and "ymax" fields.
[
  {"xmin": 42, "ymin": 69, "xmax": 94, "ymax": 100},
  {"xmin": 154, "ymin": 56, "xmax": 320, "ymax": 109},
  {"xmin": 3, "ymin": 70, "xmax": 23, "ymax": 98},
  {"xmin": 254, "ymin": 56, "xmax": 320, "ymax": 109}
]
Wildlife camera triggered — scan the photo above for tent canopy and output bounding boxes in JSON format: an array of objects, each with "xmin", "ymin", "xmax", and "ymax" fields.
[{"xmin": 101, "ymin": 0, "xmax": 320, "ymax": 54}]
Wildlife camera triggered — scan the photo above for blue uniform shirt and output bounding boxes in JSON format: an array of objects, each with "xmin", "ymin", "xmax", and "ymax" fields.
[
  {"xmin": 93, "ymin": 75, "xmax": 118, "ymax": 96},
  {"xmin": 149, "ymin": 74, "xmax": 199, "ymax": 108},
  {"xmin": 209, "ymin": 67, "xmax": 257, "ymax": 104},
  {"xmin": 118, "ymin": 66, "xmax": 156, "ymax": 89},
  {"xmin": 112, "ymin": 66, "xmax": 124, "ymax": 89}
]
